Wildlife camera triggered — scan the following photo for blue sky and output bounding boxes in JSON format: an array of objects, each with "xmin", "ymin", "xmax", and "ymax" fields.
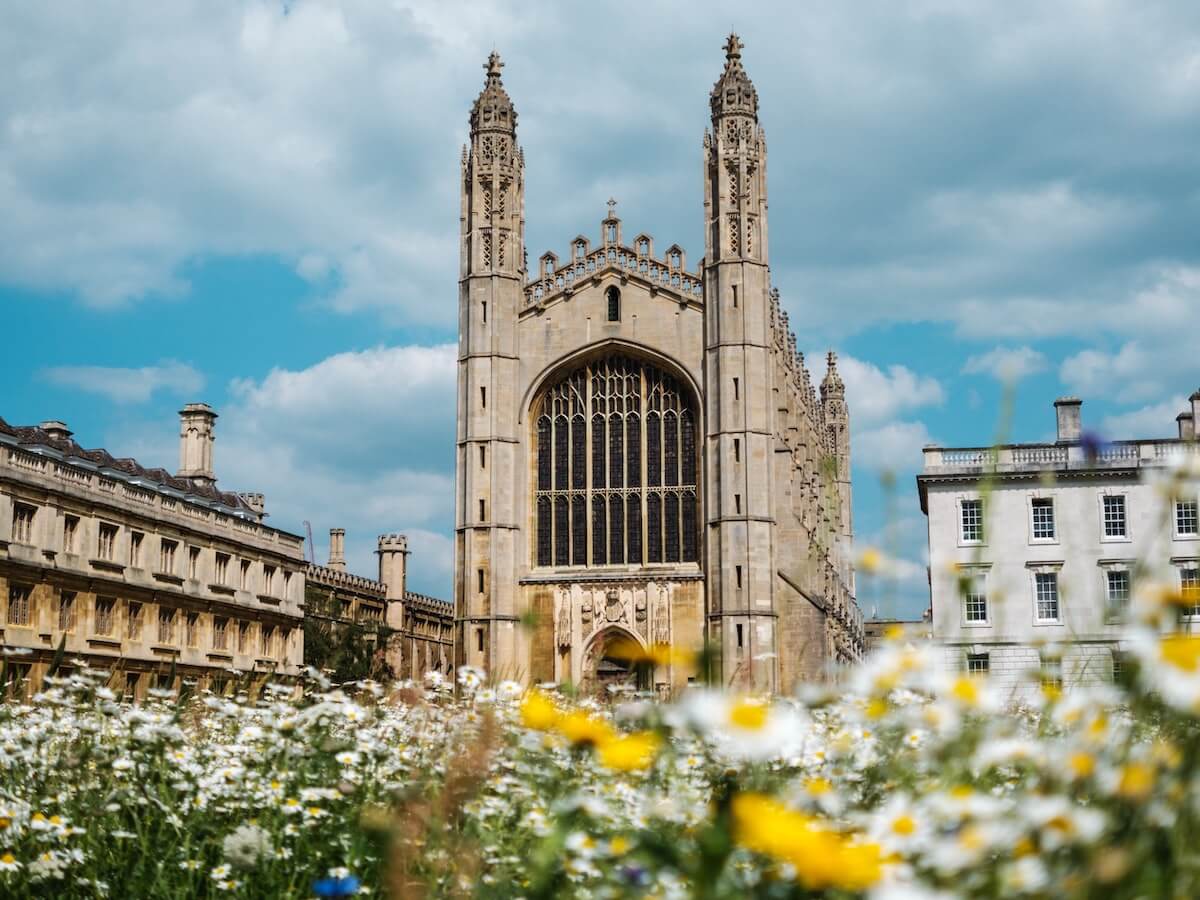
[{"xmin": 2, "ymin": 1, "xmax": 1199, "ymax": 617}]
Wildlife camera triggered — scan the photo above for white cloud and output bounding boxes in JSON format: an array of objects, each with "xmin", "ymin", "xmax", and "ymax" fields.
[
  {"xmin": 853, "ymin": 420, "xmax": 936, "ymax": 472},
  {"xmin": 3, "ymin": 1, "xmax": 1198, "ymax": 344},
  {"xmin": 39, "ymin": 360, "xmax": 203, "ymax": 404},
  {"xmin": 1059, "ymin": 342, "xmax": 1157, "ymax": 404},
  {"xmin": 113, "ymin": 344, "xmax": 458, "ymax": 595},
  {"xmin": 962, "ymin": 345, "xmax": 1047, "ymax": 383},
  {"xmin": 816, "ymin": 353, "xmax": 944, "ymax": 426},
  {"xmin": 1100, "ymin": 396, "xmax": 1191, "ymax": 440}
]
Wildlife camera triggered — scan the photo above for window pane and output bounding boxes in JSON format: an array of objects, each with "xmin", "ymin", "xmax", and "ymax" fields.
[
  {"xmin": 536, "ymin": 497, "xmax": 551, "ymax": 566},
  {"xmin": 572, "ymin": 495, "xmax": 587, "ymax": 565},
  {"xmin": 607, "ymin": 417, "xmax": 623, "ymax": 490},
  {"xmin": 609, "ymin": 495, "xmax": 625, "ymax": 564},
  {"xmin": 664, "ymin": 412, "xmax": 679, "ymax": 487},
  {"xmin": 665, "ymin": 493, "xmax": 680, "ymax": 563},
  {"xmin": 554, "ymin": 497, "xmax": 569, "ymax": 566},
  {"xmin": 627, "ymin": 495, "xmax": 642, "ymax": 564},
  {"xmin": 647, "ymin": 493, "xmax": 662, "ymax": 563},
  {"xmin": 627, "ymin": 414, "xmax": 641, "ymax": 488},
  {"xmin": 554, "ymin": 416, "xmax": 568, "ymax": 490},
  {"xmin": 1032, "ymin": 498, "xmax": 1055, "ymax": 539},
  {"xmin": 961, "ymin": 499, "xmax": 983, "ymax": 542},
  {"xmin": 592, "ymin": 496, "xmax": 607, "ymax": 565},
  {"xmin": 682, "ymin": 492, "xmax": 698, "ymax": 562},
  {"xmin": 571, "ymin": 415, "xmax": 586, "ymax": 490},
  {"xmin": 647, "ymin": 413, "xmax": 661, "ymax": 487},
  {"xmin": 592, "ymin": 415, "xmax": 606, "ymax": 489}
]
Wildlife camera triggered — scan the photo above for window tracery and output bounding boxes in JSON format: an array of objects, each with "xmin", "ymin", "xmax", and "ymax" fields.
[{"xmin": 534, "ymin": 355, "xmax": 699, "ymax": 567}]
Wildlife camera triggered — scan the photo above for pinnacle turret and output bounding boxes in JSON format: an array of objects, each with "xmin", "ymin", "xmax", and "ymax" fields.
[
  {"xmin": 821, "ymin": 351, "xmax": 845, "ymax": 399},
  {"xmin": 470, "ymin": 50, "xmax": 516, "ymax": 136},
  {"xmin": 710, "ymin": 32, "xmax": 758, "ymax": 123}
]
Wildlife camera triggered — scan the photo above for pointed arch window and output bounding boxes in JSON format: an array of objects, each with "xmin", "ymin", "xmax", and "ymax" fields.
[
  {"xmin": 606, "ymin": 286, "xmax": 620, "ymax": 322},
  {"xmin": 533, "ymin": 355, "xmax": 698, "ymax": 568}
]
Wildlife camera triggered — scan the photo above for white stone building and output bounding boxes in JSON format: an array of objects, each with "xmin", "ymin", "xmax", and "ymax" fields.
[
  {"xmin": 918, "ymin": 394, "xmax": 1200, "ymax": 698},
  {"xmin": 0, "ymin": 405, "xmax": 306, "ymax": 698}
]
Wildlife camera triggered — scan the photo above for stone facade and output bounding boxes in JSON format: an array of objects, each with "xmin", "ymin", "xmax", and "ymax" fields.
[
  {"xmin": 305, "ymin": 529, "xmax": 453, "ymax": 681},
  {"xmin": 454, "ymin": 37, "xmax": 864, "ymax": 695},
  {"xmin": 0, "ymin": 407, "xmax": 305, "ymax": 699},
  {"xmin": 919, "ymin": 394, "xmax": 1200, "ymax": 701}
]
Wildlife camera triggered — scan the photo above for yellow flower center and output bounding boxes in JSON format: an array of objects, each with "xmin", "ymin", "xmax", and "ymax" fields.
[
  {"xmin": 1069, "ymin": 752, "xmax": 1095, "ymax": 778},
  {"xmin": 950, "ymin": 677, "xmax": 980, "ymax": 706},
  {"xmin": 805, "ymin": 777, "xmax": 833, "ymax": 796},
  {"xmin": 729, "ymin": 700, "xmax": 768, "ymax": 731},
  {"xmin": 1161, "ymin": 635, "xmax": 1200, "ymax": 672},
  {"xmin": 891, "ymin": 814, "xmax": 916, "ymax": 836},
  {"xmin": 520, "ymin": 691, "xmax": 560, "ymax": 732},
  {"xmin": 596, "ymin": 731, "xmax": 660, "ymax": 772},
  {"xmin": 1118, "ymin": 763, "xmax": 1155, "ymax": 799}
]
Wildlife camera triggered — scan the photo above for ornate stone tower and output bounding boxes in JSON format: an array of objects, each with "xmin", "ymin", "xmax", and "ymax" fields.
[
  {"xmin": 703, "ymin": 34, "xmax": 778, "ymax": 692},
  {"xmin": 454, "ymin": 53, "xmax": 526, "ymax": 677},
  {"xmin": 821, "ymin": 354, "xmax": 852, "ymax": 536}
]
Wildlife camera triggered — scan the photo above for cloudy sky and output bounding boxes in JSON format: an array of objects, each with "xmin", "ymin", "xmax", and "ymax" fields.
[{"xmin": 3, "ymin": 1, "xmax": 1198, "ymax": 618}]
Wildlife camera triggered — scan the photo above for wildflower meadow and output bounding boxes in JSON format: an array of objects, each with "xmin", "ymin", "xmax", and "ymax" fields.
[{"xmin": 4, "ymin": 457, "xmax": 1200, "ymax": 899}]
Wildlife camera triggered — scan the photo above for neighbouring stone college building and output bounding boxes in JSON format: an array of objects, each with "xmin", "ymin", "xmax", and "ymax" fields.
[
  {"xmin": 454, "ymin": 36, "xmax": 864, "ymax": 695},
  {"xmin": 919, "ymin": 394, "xmax": 1200, "ymax": 700},
  {"xmin": 0, "ymin": 405, "xmax": 306, "ymax": 697},
  {"xmin": 305, "ymin": 527, "xmax": 453, "ymax": 680}
]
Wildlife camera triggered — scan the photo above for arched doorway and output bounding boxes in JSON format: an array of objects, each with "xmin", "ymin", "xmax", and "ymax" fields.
[{"xmin": 582, "ymin": 628, "xmax": 648, "ymax": 698}]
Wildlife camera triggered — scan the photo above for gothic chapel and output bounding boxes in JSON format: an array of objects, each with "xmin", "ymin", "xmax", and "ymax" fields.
[{"xmin": 454, "ymin": 36, "xmax": 864, "ymax": 694}]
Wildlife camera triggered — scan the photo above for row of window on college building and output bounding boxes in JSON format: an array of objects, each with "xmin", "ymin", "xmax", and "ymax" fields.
[
  {"xmin": 954, "ymin": 492, "xmax": 1200, "ymax": 627},
  {"xmin": 961, "ymin": 649, "xmax": 1123, "ymax": 688},
  {"xmin": 957, "ymin": 494, "xmax": 1200, "ymax": 545},
  {"xmin": 4, "ymin": 583, "xmax": 292, "ymax": 661},
  {"xmin": 10, "ymin": 501, "xmax": 294, "ymax": 596}
]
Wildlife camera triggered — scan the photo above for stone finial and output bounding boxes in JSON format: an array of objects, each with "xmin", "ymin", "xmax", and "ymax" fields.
[
  {"xmin": 710, "ymin": 32, "xmax": 758, "ymax": 123},
  {"xmin": 484, "ymin": 50, "xmax": 503, "ymax": 80},
  {"xmin": 821, "ymin": 351, "xmax": 845, "ymax": 399},
  {"xmin": 470, "ymin": 49, "xmax": 516, "ymax": 136}
]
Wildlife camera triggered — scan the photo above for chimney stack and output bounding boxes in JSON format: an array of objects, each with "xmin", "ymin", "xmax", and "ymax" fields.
[
  {"xmin": 377, "ymin": 533, "xmax": 408, "ymax": 600},
  {"xmin": 1179, "ymin": 412, "xmax": 1196, "ymax": 441},
  {"xmin": 1191, "ymin": 390, "xmax": 1200, "ymax": 437},
  {"xmin": 1054, "ymin": 397, "xmax": 1082, "ymax": 443},
  {"xmin": 177, "ymin": 403, "xmax": 218, "ymax": 486},
  {"xmin": 328, "ymin": 528, "xmax": 347, "ymax": 570},
  {"xmin": 39, "ymin": 420, "xmax": 73, "ymax": 441},
  {"xmin": 239, "ymin": 493, "xmax": 266, "ymax": 520}
]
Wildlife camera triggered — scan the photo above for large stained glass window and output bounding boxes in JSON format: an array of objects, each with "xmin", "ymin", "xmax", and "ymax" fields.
[{"xmin": 533, "ymin": 355, "xmax": 699, "ymax": 567}]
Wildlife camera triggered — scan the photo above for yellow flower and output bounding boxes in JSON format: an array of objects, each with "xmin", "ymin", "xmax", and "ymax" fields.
[
  {"xmin": 557, "ymin": 711, "xmax": 615, "ymax": 748},
  {"xmin": 1159, "ymin": 634, "xmax": 1200, "ymax": 672},
  {"xmin": 597, "ymin": 731, "xmax": 660, "ymax": 772},
  {"xmin": 890, "ymin": 814, "xmax": 916, "ymax": 836},
  {"xmin": 865, "ymin": 698, "xmax": 888, "ymax": 720},
  {"xmin": 1069, "ymin": 752, "xmax": 1095, "ymax": 779},
  {"xmin": 519, "ymin": 691, "xmax": 560, "ymax": 732},
  {"xmin": 805, "ymin": 777, "xmax": 833, "ymax": 796},
  {"xmin": 949, "ymin": 676, "xmax": 980, "ymax": 707},
  {"xmin": 609, "ymin": 835, "xmax": 631, "ymax": 855},
  {"xmin": 1117, "ymin": 762, "xmax": 1155, "ymax": 800},
  {"xmin": 859, "ymin": 547, "xmax": 883, "ymax": 574},
  {"xmin": 728, "ymin": 699, "xmax": 768, "ymax": 731},
  {"xmin": 731, "ymin": 793, "xmax": 883, "ymax": 890}
]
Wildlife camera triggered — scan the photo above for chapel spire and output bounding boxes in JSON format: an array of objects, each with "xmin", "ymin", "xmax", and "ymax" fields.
[
  {"xmin": 710, "ymin": 32, "xmax": 759, "ymax": 124},
  {"xmin": 820, "ymin": 351, "xmax": 845, "ymax": 399},
  {"xmin": 470, "ymin": 50, "xmax": 516, "ymax": 136}
]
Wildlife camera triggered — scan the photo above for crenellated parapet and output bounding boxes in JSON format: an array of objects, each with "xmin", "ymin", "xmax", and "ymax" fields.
[{"xmin": 524, "ymin": 207, "xmax": 703, "ymax": 309}]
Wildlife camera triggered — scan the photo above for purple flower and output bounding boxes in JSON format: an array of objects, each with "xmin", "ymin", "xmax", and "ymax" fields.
[{"xmin": 1079, "ymin": 430, "xmax": 1106, "ymax": 461}]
